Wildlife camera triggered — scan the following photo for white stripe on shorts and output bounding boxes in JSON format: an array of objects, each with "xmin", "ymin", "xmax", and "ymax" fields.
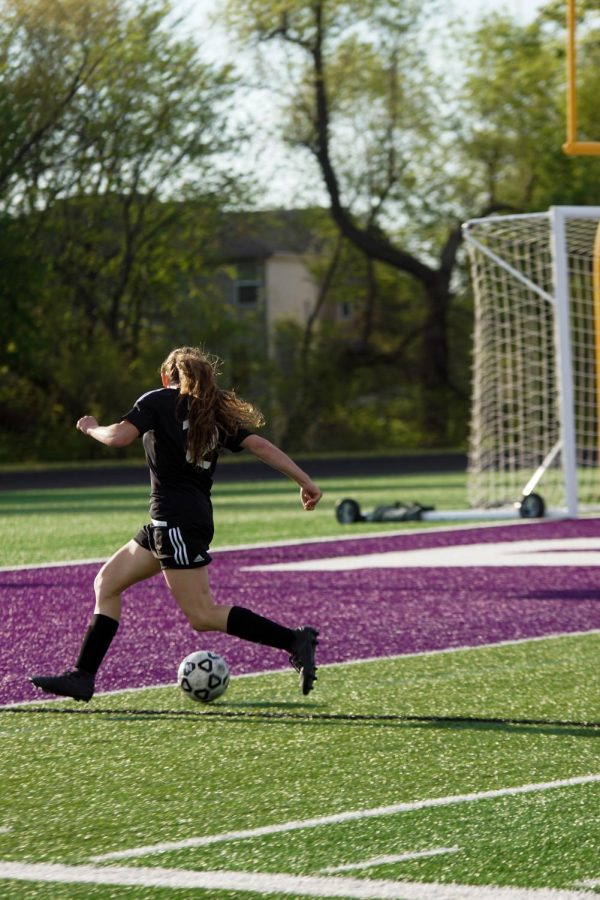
[{"xmin": 169, "ymin": 527, "xmax": 189, "ymax": 566}]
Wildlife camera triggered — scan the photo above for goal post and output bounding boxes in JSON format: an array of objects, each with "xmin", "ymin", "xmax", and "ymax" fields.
[{"xmin": 461, "ymin": 206, "xmax": 600, "ymax": 519}]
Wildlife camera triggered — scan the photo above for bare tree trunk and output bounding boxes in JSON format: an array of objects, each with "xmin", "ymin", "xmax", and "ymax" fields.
[{"xmin": 307, "ymin": 2, "xmax": 459, "ymax": 437}]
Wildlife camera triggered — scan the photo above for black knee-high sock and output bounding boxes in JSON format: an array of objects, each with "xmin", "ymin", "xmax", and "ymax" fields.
[
  {"xmin": 226, "ymin": 606, "xmax": 295, "ymax": 651},
  {"xmin": 75, "ymin": 613, "xmax": 119, "ymax": 675}
]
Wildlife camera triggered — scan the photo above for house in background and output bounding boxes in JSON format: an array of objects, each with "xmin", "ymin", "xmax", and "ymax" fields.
[{"xmin": 214, "ymin": 209, "xmax": 326, "ymax": 338}]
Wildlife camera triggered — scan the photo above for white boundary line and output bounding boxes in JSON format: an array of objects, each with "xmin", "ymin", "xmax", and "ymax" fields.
[
  {"xmin": 320, "ymin": 847, "xmax": 460, "ymax": 873},
  {"xmin": 91, "ymin": 774, "xmax": 600, "ymax": 862},
  {"xmin": 0, "ymin": 517, "xmax": 563, "ymax": 573},
  {"xmin": 4, "ymin": 629, "xmax": 598, "ymax": 709},
  {"xmin": 0, "ymin": 861, "xmax": 596, "ymax": 898},
  {"xmin": 0, "ymin": 557, "xmax": 107, "ymax": 572}
]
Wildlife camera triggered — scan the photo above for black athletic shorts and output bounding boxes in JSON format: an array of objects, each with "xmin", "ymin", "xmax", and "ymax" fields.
[{"xmin": 134, "ymin": 520, "xmax": 212, "ymax": 570}]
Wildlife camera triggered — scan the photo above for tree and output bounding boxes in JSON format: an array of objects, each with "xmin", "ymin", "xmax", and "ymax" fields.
[
  {"xmin": 0, "ymin": 0, "xmax": 249, "ymax": 460},
  {"xmin": 0, "ymin": 0, "xmax": 242, "ymax": 342},
  {"xmin": 456, "ymin": 2, "xmax": 600, "ymax": 212},
  {"xmin": 223, "ymin": 0, "xmax": 600, "ymax": 447},
  {"xmin": 222, "ymin": 0, "xmax": 476, "ymax": 443}
]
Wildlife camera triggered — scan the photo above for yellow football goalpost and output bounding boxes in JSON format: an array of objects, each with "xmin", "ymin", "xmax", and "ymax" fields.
[
  {"xmin": 563, "ymin": 0, "xmax": 600, "ymax": 156},
  {"xmin": 565, "ymin": 0, "xmax": 600, "ymax": 482},
  {"xmin": 559, "ymin": 0, "xmax": 600, "ymax": 512}
]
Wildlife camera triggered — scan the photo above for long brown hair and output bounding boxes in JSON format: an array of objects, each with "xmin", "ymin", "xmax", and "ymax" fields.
[{"xmin": 160, "ymin": 347, "xmax": 264, "ymax": 464}]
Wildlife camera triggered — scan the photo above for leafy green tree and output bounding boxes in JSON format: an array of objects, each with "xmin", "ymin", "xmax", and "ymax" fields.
[
  {"xmin": 221, "ymin": 0, "xmax": 496, "ymax": 443},
  {"xmin": 269, "ymin": 231, "xmax": 471, "ymax": 452},
  {"xmin": 0, "ymin": 0, "xmax": 250, "ymax": 460},
  {"xmin": 456, "ymin": 1, "xmax": 600, "ymax": 212},
  {"xmin": 223, "ymin": 0, "xmax": 600, "ymax": 449}
]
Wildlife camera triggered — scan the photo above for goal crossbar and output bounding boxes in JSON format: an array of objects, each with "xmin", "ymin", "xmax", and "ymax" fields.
[{"xmin": 463, "ymin": 230, "xmax": 556, "ymax": 308}]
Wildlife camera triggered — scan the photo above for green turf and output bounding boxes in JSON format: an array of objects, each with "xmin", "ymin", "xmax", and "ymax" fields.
[
  {"xmin": 0, "ymin": 472, "xmax": 469, "ymax": 567},
  {"xmin": 0, "ymin": 633, "xmax": 599, "ymax": 898},
  {"xmin": 1, "ymin": 469, "xmax": 599, "ymax": 897}
]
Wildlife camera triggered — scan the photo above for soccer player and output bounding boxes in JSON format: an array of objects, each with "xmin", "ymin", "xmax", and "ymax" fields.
[{"xmin": 30, "ymin": 346, "xmax": 321, "ymax": 701}]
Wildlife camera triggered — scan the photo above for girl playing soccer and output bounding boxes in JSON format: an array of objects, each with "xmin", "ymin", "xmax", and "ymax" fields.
[{"xmin": 31, "ymin": 346, "xmax": 321, "ymax": 701}]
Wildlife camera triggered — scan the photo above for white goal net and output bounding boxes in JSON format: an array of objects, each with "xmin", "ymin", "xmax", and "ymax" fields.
[{"xmin": 463, "ymin": 206, "xmax": 600, "ymax": 517}]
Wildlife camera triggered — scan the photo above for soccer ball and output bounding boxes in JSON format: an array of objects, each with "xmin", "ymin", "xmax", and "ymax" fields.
[{"xmin": 177, "ymin": 650, "xmax": 230, "ymax": 703}]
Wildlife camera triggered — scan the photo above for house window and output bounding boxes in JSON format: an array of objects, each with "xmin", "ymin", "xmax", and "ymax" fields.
[
  {"xmin": 234, "ymin": 261, "xmax": 262, "ymax": 308},
  {"xmin": 236, "ymin": 282, "xmax": 260, "ymax": 306}
]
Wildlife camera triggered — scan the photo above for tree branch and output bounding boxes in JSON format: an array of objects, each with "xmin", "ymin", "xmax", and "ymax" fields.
[
  {"xmin": 308, "ymin": 2, "xmax": 435, "ymax": 286},
  {"xmin": 0, "ymin": 45, "xmax": 106, "ymax": 195}
]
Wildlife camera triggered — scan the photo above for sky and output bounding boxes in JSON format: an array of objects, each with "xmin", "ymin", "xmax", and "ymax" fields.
[
  {"xmin": 450, "ymin": 0, "xmax": 545, "ymax": 19},
  {"xmin": 171, "ymin": 0, "xmax": 547, "ymax": 46},
  {"xmin": 168, "ymin": 0, "xmax": 549, "ymax": 207}
]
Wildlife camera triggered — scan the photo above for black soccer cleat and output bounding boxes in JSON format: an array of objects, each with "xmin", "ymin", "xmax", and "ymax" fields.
[
  {"xmin": 289, "ymin": 626, "xmax": 319, "ymax": 695},
  {"xmin": 30, "ymin": 669, "xmax": 95, "ymax": 702}
]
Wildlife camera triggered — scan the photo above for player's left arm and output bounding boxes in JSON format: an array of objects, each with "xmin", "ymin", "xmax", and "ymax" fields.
[
  {"xmin": 76, "ymin": 416, "xmax": 140, "ymax": 448},
  {"xmin": 240, "ymin": 433, "xmax": 322, "ymax": 511}
]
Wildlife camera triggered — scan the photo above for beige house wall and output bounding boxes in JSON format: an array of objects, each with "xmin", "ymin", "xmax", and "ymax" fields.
[{"xmin": 264, "ymin": 253, "xmax": 318, "ymax": 332}]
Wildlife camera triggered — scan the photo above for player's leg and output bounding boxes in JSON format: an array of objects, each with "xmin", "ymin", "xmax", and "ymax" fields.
[
  {"xmin": 93, "ymin": 538, "xmax": 162, "ymax": 621},
  {"xmin": 162, "ymin": 565, "xmax": 229, "ymax": 632},
  {"xmin": 72, "ymin": 538, "xmax": 161, "ymax": 673},
  {"xmin": 163, "ymin": 566, "xmax": 319, "ymax": 695},
  {"xmin": 30, "ymin": 539, "xmax": 160, "ymax": 701}
]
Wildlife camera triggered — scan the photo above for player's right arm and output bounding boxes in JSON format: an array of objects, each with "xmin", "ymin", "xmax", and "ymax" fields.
[
  {"xmin": 240, "ymin": 434, "xmax": 323, "ymax": 511},
  {"xmin": 76, "ymin": 416, "xmax": 140, "ymax": 448}
]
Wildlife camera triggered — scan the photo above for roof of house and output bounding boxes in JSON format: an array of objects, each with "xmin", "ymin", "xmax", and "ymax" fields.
[{"xmin": 216, "ymin": 208, "xmax": 326, "ymax": 260}]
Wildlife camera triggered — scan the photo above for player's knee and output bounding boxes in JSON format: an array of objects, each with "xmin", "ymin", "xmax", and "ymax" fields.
[
  {"xmin": 93, "ymin": 566, "xmax": 107, "ymax": 599},
  {"xmin": 94, "ymin": 564, "xmax": 117, "ymax": 601}
]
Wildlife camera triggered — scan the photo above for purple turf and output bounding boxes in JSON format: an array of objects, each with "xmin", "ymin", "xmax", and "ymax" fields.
[{"xmin": 2, "ymin": 518, "xmax": 599, "ymax": 706}]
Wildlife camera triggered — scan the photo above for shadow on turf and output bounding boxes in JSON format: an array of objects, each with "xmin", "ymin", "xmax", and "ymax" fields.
[
  {"xmin": 1, "ymin": 706, "xmax": 599, "ymax": 737},
  {"xmin": 523, "ymin": 588, "xmax": 600, "ymax": 602}
]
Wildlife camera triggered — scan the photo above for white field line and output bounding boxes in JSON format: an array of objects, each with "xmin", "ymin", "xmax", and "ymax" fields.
[
  {"xmin": 0, "ymin": 558, "xmax": 106, "ymax": 571},
  {"xmin": 0, "ymin": 827, "xmax": 10, "ymax": 834},
  {"xmin": 0, "ymin": 517, "xmax": 557, "ymax": 573},
  {"xmin": 0, "ymin": 861, "xmax": 596, "ymax": 899},
  {"xmin": 91, "ymin": 774, "xmax": 600, "ymax": 862},
  {"xmin": 241, "ymin": 537, "xmax": 600, "ymax": 571},
  {"xmin": 321, "ymin": 847, "xmax": 460, "ymax": 873},
  {"xmin": 4, "ymin": 628, "xmax": 599, "ymax": 709}
]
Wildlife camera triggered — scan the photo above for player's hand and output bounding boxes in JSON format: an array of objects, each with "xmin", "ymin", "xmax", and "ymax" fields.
[
  {"xmin": 300, "ymin": 483, "xmax": 322, "ymax": 511},
  {"xmin": 76, "ymin": 415, "xmax": 98, "ymax": 435}
]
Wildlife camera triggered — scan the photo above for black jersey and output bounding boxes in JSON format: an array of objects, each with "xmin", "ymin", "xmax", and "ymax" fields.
[{"xmin": 123, "ymin": 387, "xmax": 252, "ymax": 524}]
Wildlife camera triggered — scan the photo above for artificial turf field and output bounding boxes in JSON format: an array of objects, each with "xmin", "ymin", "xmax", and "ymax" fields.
[{"xmin": 0, "ymin": 472, "xmax": 599, "ymax": 898}]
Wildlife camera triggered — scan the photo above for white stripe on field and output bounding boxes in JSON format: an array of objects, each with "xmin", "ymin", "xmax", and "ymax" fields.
[
  {"xmin": 321, "ymin": 847, "xmax": 460, "ymax": 873},
  {"xmin": 0, "ymin": 558, "xmax": 106, "ymax": 572},
  {"xmin": 244, "ymin": 537, "xmax": 600, "ymax": 571},
  {"xmin": 0, "ymin": 861, "xmax": 596, "ymax": 899},
  {"xmin": 91, "ymin": 774, "xmax": 600, "ymax": 862},
  {"xmin": 0, "ymin": 517, "xmax": 552, "ymax": 572}
]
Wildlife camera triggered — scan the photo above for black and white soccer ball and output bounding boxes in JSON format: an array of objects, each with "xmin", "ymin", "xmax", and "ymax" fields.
[{"xmin": 177, "ymin": 650, "xmax": 230, "ymax": 703}]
